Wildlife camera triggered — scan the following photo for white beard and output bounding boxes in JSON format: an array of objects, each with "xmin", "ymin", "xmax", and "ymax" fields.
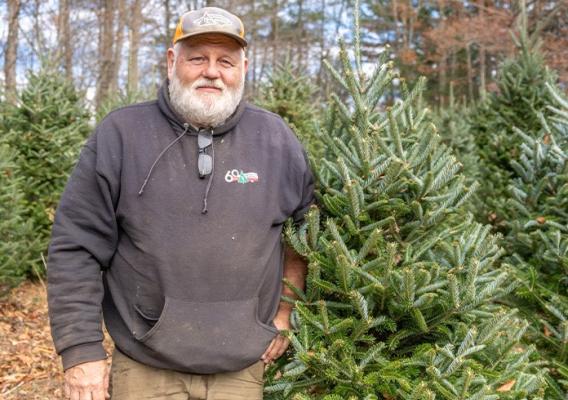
[{"xmin": 169, "ymin": 68, "xmax": 245, "ymax": 128}]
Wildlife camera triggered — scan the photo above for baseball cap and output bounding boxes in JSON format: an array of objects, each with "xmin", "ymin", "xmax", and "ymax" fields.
[{"xmin": 172, "ymin": 7, "xmax": 247, "ymax": 48}]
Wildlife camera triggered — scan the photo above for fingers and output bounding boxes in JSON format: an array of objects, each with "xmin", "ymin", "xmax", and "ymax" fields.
[
  {"xmin": 261, "ymin": 338, "xmax": 277, "ymax": 363},
  {"xmin": 64, "ymin": 360, "xmax": 109, "ymax": 400},
  {"xmin": 66, "ymin": 385, "xmax": 106, "ymax": 400},
  {"xmin": 91, "ymin": 387, "xmax": 107, "ymax": 400},
  {"xmin": 261, "ymin": 334, "xmax": 290, "ymax": 364},
  {"xmin": 80, "ymin": 389, "xmax": 93, "ymax": 400},
  {"xmin": 103, "ymin": 367, "xmax": 111, "ymax": 399}
]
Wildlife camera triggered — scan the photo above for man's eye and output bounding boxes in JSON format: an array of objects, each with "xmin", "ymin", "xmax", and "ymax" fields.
[
  {"xmin": 189, "ymin": 57, "xmax": 206, "ymax": 65},
  {"xmin": 219, "ymin": 59, "xmax": 234, "ymax": 67}
]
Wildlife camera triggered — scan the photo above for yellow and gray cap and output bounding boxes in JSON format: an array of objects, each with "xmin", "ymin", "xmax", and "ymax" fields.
[{"xmin": 173, "ymin": 7, "xmax": 247, "ymax": 47}]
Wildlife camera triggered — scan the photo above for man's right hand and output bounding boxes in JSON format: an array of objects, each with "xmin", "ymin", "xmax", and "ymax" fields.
[{"xmin": 64, "ymin": 359, "xmax": 110, "ymax": 400}]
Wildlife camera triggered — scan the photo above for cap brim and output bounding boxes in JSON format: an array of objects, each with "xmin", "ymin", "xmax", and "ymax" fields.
[{"xmin": 175, "ymin": 31, "xmax": 247, "ymax": 48}]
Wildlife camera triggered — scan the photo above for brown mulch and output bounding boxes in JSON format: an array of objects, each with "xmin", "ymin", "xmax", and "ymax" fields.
[{"xmin": 0, "ymin": 281, "xmax": 113, "ymax": 399}]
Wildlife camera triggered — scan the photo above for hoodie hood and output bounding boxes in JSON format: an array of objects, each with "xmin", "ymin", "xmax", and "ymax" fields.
[{"xmin": 157, "ymin": 79, "xmax": 247, "ymax": 136}]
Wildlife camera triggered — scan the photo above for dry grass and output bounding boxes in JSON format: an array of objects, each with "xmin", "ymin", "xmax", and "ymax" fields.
[{"xmin": 0, "ymin": 281, "xmax": 113, "ymax": 399}]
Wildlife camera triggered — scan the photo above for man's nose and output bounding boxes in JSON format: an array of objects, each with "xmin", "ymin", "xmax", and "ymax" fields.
[{"xmin": 202, "ymin": 61, "xmax": 221, "ymax": 79}]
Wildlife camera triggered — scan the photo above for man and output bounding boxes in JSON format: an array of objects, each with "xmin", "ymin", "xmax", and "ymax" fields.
[{"xmin": 47, "ymin": 6, "xmax": 314, "ymax": 400}]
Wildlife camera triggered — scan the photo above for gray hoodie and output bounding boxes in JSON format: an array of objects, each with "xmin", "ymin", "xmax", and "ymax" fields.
[{"xmin": 47, "ymin": 82, "xmax": 314, "ymax": 373}]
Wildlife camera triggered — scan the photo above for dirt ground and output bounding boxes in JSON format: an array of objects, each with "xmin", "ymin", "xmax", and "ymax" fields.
[{"xmin": 0, "ymin": 281, "xmax": 113, "ymax": 399}]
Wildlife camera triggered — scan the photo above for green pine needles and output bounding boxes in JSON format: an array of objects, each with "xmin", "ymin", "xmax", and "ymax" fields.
[
  {"xmin": 264, "ymin": 5, "xmax": 547, "ymax": 399},
  {"xmin": 498, "ymin": 84, "xmax": 568, "ymax": 398},
  {"xmin": 469, "ymin": 6, "xmax": 559, "ymax": 227},
  {"xmin": 0, "ymin": 141, "xmax": 37, "ymax": 291},
  {"xmin": 1, "ymin": 68, "xmax": 90, "ymax": 284},
  {"xmin": 256, "ymin": 60, "xmax": 322, "ymax": 159}
]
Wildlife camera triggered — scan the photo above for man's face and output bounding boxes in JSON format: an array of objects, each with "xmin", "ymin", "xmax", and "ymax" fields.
[{"xmin": 167, "ymin": 34, "xmax": 249, "ymax": 127}]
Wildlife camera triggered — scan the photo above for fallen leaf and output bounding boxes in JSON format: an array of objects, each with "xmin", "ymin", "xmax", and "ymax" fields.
[{"xmin": 497, "ymin": 380, "xmax": 516, "ymax": 392}]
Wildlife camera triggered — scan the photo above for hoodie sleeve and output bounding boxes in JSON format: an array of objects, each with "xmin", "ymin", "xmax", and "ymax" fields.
[{"xmin": 47, "ymin": 123, "xmax": 121, "ymax": 370}]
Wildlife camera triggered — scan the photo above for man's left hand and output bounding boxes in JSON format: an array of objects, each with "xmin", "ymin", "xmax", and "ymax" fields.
[{"xmin": 261, "ymin": 313, "xmax": 291, "ymax": 364}]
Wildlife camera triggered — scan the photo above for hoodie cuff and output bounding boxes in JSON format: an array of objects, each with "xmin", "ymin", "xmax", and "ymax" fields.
[{"xmin": 60, "ymin": 342, "xmax": 108, "ymax": 371}]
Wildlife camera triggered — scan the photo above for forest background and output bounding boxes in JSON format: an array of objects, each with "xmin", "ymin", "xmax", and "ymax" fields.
[
  {"xmin": 1, "ymin": 0, "xmax": 568, "ymax": 399},
  {"xmin": 2, "ymin": 0, "xmax": 567, "ymax": 108}
]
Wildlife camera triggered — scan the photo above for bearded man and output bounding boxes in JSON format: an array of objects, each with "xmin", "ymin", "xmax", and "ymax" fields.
[{"xmin": 47, "ymin": 7, "xmax": 314, "ymax": 400}]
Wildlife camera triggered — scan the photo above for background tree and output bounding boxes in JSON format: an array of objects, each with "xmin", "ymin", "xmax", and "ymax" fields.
[
  {"xmin": 493, "ymin": 84, "xmax": 568, "ymax": 399},
  {"xmin": 256, "ymin": 60, "xmax": 323, "ymax": 159},
  {"xmin": 4, "ymin": 0, "xmax": 21, "ymax": 104},
  {"xmin": 468, "ymin": 12, "xmax": 559, "ymax": 227},
  {"xmin": 3, "ymin": 68, "xmax": 90, "ymax": 278}
]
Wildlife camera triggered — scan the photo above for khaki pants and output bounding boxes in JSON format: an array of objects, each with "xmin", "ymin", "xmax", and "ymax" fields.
[{"xmin": 110, "ymin": 349, "xmax": 265, "ymax": 399}]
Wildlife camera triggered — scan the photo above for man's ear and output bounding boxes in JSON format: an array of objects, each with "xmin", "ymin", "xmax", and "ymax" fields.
[
  {"xmin": 167, "ymin": 48, "xmax": 176, "ymax": 80},
  {"xmin": 243, "ymin": 57, "xmax": 249, "ymax": 74}
]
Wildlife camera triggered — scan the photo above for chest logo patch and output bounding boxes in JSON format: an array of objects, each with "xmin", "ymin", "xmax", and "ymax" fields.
[{"xmin": 225, "ymin": 169, "xmax": 259, "ymax": 184}]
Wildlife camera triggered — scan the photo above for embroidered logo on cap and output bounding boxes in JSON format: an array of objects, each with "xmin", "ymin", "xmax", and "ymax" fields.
[
  {"xmin": 195, "ymin": 12, "xmax": 232, "ymax": 26},
  {"xmin": 225, "ymin": 169, "xmax": 259, "ymax": 184}
]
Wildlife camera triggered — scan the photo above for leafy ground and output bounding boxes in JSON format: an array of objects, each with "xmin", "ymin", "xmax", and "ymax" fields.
[{"xmin": 0, "ymin": 281, "xmax": 113, "ymax": 399}]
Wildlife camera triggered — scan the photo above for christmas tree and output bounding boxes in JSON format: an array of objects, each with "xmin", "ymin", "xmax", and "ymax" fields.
[
  {"xmin": 496, "ymin": 84, "xmax": 568, "ymax": 398},
  {"xmin": 95, "ymin": 88, "xmax": 151, "ymax": 123},
  {"xmin": 0, "ymin": 140, "xmax": 37, "ymax": 290},
  {"xmin": 264, "ymin": 6, "xmax": 546, "ymax": 399},
  {"xmin": 3, "ymin": 69, "xmax": 90, "ymax": 278},
  {"xmin": 256, "ymin": 60, "xmax": 322, "ymax": 159},
  {"xmin": 432, "ymin": 84, "xmax": 480, "ymax": 188},
  {"xmin": 468, "ymin": 7, "xmax": 558, "ymax": 227}
]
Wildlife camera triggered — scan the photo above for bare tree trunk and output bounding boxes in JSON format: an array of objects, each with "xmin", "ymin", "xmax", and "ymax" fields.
[
  {"xmin": 127, "ymin": 0, "xmax": 143, "ymax": 93},
  {"xmin": 58, "ymin": 0, "xmax": 73, "ymax": 80},
  {"xmin": 110, "ymin": 0, "xmax": 127, "ymax": 93},
  {"xmin": 466, "ymin": 42, "xmax": 474, "ymax": 101},
  {"xmin": 33, "ymin": 0, "xmax": 44, "ymax": 54},
  {"xmin": 249, "ymin": 0, "xmax": 258, "ymax": 95},
  {"xmin": 477, "ymin": 0, "xmax": 487, "ymax": 99},
  {"xmin": 271, "ymin": 0, "xmax": 279, "ymax": 67},
  {"xmin": 296, "ymin": 0, "xmax": 304, "ymax": 68},
  {"xmin": 96, "ymin": 0, "xmax": 116, "ymax": 109},
  {"xmin": 316, "ymin": 0, "xmax": 326, "ymax": 86},
  {"xmin": 4, "ymin": 0, "xmax": 21, "ymax": 104},
  {"xmin": 160, "ymin": 0, "xmax": 172, "ymax": 81},
  {"xmin": 439, "ymin": 52, "xmax": 447, "ymax": 107}
]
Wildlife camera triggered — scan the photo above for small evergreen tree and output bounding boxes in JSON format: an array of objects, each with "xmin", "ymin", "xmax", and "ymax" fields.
[
  {"xmin": 469, "ymin": 9, "xmax": 558, "ymax": 226},
  {"xmin": 433, "ymin": 85, "xmax": 480, "ymax": 185},
  {"xmin": 256, "ymin": 61, "xmax": 322, "ymax": 159},
  {"xmin": 3, "ymin": 69, "xmax": 90, "ymax": 278},
  {"xmin": 0, "ymin": 141, "xmax": 37, "ymax": 291},
  {"xmin": 264, "ymin": 7, "xmax": 546, "ymax": 399},
  {"xmin": 96, "ymin": 88, "xmax": 152, "ymax": 123},
  {"xmin": 496, "ymin": 84, "xmax": 568, "ymax": 398}
]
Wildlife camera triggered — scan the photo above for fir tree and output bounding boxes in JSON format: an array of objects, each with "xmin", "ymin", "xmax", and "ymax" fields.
[
  {"xmin": 469, "ymin": 8, "xmax": 558, "ymax": 227},
  {"xmin": 264, "ymin": 6, "xmax": 546, "ymax": 399},
  {"xmin": 3, "ymin": 69, "xmax": 90, "ymax": 278},
  {"xmin": 95, "ymin": 88, "xmax": 151, "ymax": 123},
  {"xmin": 433, "ymin": 84, "xmax": 480, "ymax": 186},
  {"xmin": 0, "ymin": 141, "xmax": 37, "ymax": 290},
  {"xmin": 497, "ymin": 84, "xmax": 568, "ymax": 398},
  {"xmin": 256, "ymin": 60, "xmax": 322, "ymax": 159}
]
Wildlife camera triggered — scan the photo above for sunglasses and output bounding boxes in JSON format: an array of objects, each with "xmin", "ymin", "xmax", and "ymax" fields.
[{"xmin": 198, "ymin": 131, "xmax": 213, "ymax": 178}]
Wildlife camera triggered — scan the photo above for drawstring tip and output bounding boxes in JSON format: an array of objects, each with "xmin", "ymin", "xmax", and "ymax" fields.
[{"xmin": 201, "ymin": 199, "xmax": 208, "ymax": 214}]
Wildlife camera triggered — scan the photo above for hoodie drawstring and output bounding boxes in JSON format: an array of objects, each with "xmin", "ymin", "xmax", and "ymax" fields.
[
  {"xmin": 138, "ymin": 123, "xmax": 191, "ymax": 196},
  {"xmin": 201, "ymin": 128, "xmax": 215, "ymax": 214}
]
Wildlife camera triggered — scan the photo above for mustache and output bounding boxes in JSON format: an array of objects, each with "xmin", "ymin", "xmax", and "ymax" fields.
[{"xmin": 191, "ymin": 78, "xmax": 226, "ymax": 91}]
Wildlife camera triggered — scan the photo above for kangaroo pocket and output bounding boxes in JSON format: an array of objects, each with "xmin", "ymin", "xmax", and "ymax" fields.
[{"xmin": 133, "ymin": 296, "xmax": 279, "ymax": 374}]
